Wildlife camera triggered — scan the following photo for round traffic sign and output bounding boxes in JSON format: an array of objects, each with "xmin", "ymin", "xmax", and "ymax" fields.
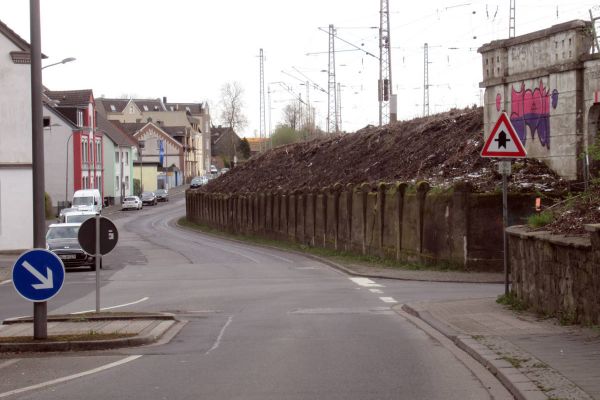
[
  {"xmin": 78, "ymin": 216, "xmax": 119, "ymax": 255},
  {"xmin": 12, "ymin": 249, "xmax": 66, "ymax": 302}
]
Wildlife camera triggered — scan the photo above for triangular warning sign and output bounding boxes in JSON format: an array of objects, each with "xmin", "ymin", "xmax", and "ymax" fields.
[{"xmin": 481, "ymin": 112, "xmax": 527, "ymax": 158}]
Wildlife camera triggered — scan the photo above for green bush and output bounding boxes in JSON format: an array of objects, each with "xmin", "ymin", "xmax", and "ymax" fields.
[
  {"xmin": 527, "ymin": 210, "xmax": 554, "ymax": 228},
  {"xmin": 44, "ymin": 192, "xmax": 53, "ymax": 220}
]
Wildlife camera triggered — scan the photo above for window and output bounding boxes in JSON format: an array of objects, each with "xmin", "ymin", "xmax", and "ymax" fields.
[
  {"xmin": 110, "ymin": 104, "xmax": 116, "ymax": 112},
  {"xmin": 77, "ymin": 110, "xmax": 83, "ymax": 127},
  {"xmin": 129, "ymin": 105, "xmax": 134, "ymax": 113},
  {"xmin": 125, "ymin": 152, "xmax": 129, "ymax": 165},
  {"xmin": 81, "ymin": 139, "xmax": 88, "ymax": 164},
  {"xmin": 143, "ymin": 105, "xmax": 149, "ymax": 111},
  {"xmin": 96, "ymin": 141, "xmax": 102, "ymax": 165},
  {"xmin": 116, "ymin": 176, "xmax": 120, "ymax": 191},
  {"xmin": 115, "ymin": 151, "xmax": 119, "ymax": 163}
]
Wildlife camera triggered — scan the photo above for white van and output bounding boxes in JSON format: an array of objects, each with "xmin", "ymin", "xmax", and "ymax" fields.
[{"xmin": 72, "ymin": 189, "xmax": 102, "ymax": 213}]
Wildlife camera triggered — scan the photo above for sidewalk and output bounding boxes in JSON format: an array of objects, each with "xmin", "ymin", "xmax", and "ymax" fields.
[{"xmin": 401, "ymin": 298, "xmax": 600, "ymax": 400}]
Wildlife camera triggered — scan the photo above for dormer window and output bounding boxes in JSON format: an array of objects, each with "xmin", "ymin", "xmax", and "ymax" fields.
[
  {"xmin": 143, "ymin": 105, "xmax": 149, "ymax": 111},
  {"xmin": 186, "ymin": 106, "xmax": 191, "ymax": 112},
  {"xmin": 110, "ymin": 104, "xmax": 116, "ymax": 112}
]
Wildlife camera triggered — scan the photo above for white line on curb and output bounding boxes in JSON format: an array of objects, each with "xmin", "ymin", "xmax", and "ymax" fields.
[
  {"xmin": 379, "ymin": 297, "xmax": 398, "ymax": 304},
  {"xmin": 0, "ymin": 280, "xmax": 12, "ymax": 286},
  {"xmin": 349, "ymin": 277, "xmax": 383, "ymax": 288},
  {"xmin": 0, "ymin": 355, "xmax": 142, "ymax": 398},
  {"xmin": 71, "ymin": 297, "xmax": 149, "ymax": 314}
]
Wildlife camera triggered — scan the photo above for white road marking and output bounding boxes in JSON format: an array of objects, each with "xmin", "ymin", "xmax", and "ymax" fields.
[
  {"xmin": 71, "ymin": 297, "xmax": 149, "ymax": 314},
  {"xmin": 379, "ymin": 297, "xmax": 398, "ymax": 304},
  {"xmin": 369, "ymin": 289, "xmax": 383, "ymax": 294},
  {"xmin": 0, "ymin": 359, "xmax": 20, "ymax": 370},
  {"xmin": 205, "ymin": 316, "xmax": 233, "ymax": 355},
  {"xmin": 349, "ymin": 277, "xmax": 383, "ymax": 288},
  {"xmin": 0, "ymin": 355, "xmax": 142, "ymax": 398},
  {"xmin": 0, "ymin": 280, "xmax": 12, "ymax": 286}
]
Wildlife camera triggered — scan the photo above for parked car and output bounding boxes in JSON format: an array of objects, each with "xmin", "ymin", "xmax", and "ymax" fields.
[
  {"xmin": 190, "ymin": 176, "xmax": 207, "ymax": 189},
  {"xmin": 57, "ymin": 206, "xmax": 77, "ymax": 222},
  {"xmin": 122, "ymin": 196, "xmax": 143, "ymax": 210},
  {"xmin": 72, "ymin": 189, "xmax": 102, "ymax": 213},
  {"xmin": 63, "ymin": 210, "xmax": 98, "ymax": 224},
  {"xmin": 46, "ymin": 223, "xmax": 100, "ymax": 271},
  {"xmin": 141, "ymin": 191, "xmax": 157, "ymax": 206},
  {"xmin": 210, "ymin": 165, "xmax": 218, "ymax": 174},
  {"xmin": 156, "ymin": 189, "xmax": 169, "ymax": 202}
]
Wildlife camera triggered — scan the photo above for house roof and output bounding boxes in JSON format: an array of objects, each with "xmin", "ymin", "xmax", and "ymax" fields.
[
  {"xmin": 43, "ymin": 104, "xmax": 77, "ymax": 129},
  {"xmin": 134, "ymin": 99, "xmax": 165, "ymax": 112},
  {"xmin": 98, "ymin": 113, "xmax": 136, "ymax": 147},
  {"xmin": 0, "ymin": 19, "xmax": 31, "ymax": 52},
  {"xmin": 45, "ymin": 89, "xmax": 93, "ymax": 107},
  {"xmin": 166, "ymin": 102, "xmax": 204, "ymax": 114},
  {"xmin": 96, "ymin": 98, "xmax": 130, "ymax": 114},
  {"xmin": 111, "ymin": 121, "xmax": 185, "ymax": 147}
]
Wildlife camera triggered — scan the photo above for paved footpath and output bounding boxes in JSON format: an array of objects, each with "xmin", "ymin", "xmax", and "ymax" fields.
[{"xmin": 402, "ymin": 298, "xmax": 600, "ymax": 400}]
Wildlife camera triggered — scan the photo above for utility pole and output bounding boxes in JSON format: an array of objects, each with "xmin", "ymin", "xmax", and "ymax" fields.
[
  {"xmin": 423, "ymin": 43, "xmax": 430, "ymax": 117},
  {"xmin": 259, "ymin": 48, "xmax": 266, "ymax": 152},
  {"xmin": 378, "ymin": 0, "xmax": 392, "ymax": 126},
  {"xmin": 327, "ymin": 24, "xmax": 338, "ymax": 134},
  {"xmin": 337, "ymin": 82, "xmax": 342, "ymax": 133},
  {"xmin": 509, "ymin": 0, "xmax": 516, "ymax": 38}
]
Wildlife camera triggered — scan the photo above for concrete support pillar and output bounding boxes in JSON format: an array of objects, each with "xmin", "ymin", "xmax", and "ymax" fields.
[
  {"xmin": 377, "ymin": 182, "xmax": 387, "ymax": 257},
  {"xmin": 394, "ymin": 182, "xmax": 407, "ymax": 261},
  {"xmin": 416, "ymin": 181, "xmax": 431, "ymax": 254}
]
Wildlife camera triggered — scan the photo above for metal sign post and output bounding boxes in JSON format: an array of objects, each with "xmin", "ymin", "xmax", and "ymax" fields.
[
  {"xmin": 78, "ymin": 216, "xmax": 119, "ymax": 313},
  {"xmin": 481, "ymin": 112, "xmax": 526, "ymax": 297},
  {"xmin": 95, "ymin": 213, "xmax": 101, "ymax": 312},
  {"xmin": 498, "ymin": 160, "xmax": 512, "ymax": 295}
]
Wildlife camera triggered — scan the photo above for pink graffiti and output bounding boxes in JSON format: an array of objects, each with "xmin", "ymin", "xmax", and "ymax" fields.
[{"xmin": 510, "ymin": 81, "xmax": 558, "ymax": 149}]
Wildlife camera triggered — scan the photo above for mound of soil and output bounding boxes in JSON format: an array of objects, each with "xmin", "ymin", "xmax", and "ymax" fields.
[
  {"xmin": 544, "ymin": 185, "xmax": 600, "ymax": 234},
  {"xmin": 205, "ymin": 107, "xmax": 567, "ymax": 195}
]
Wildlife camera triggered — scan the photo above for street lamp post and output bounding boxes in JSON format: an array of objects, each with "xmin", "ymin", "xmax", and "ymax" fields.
[{"xmin": 42, "ymin": 57, "xmax": 75, "ymax": 70}]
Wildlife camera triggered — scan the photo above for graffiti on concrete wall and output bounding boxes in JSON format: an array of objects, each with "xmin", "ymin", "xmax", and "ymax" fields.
[{"xmin": 507, "ymin": 81, "xmax": 558, "ymax": 149}]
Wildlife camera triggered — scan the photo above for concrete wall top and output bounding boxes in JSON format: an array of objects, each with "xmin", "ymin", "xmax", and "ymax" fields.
[{"xmin": 479, "ymin": 20, "xmax": 593, "ymax": 85}]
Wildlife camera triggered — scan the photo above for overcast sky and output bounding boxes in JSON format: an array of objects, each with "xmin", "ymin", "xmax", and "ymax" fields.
[{"xmin": 1, "ymin": 0, "xmax": 598, "ymax": 136}]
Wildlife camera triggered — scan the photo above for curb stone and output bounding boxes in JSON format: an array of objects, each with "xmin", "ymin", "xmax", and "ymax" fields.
[{"xmin": 0, "ymin": 318, "xmax": 179, "ymax": 353}]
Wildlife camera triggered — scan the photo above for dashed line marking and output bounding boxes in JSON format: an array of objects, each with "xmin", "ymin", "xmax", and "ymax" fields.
[
  {"xmin": 349, "ymin": 277, "xmax": 383, "ymax": 288},
  {"xmin": 379, "ymin": 297, "xmax": 398, "ymax": 304},
  {"xmin": 369, "ymin": 289, "xmax": 383, "ymax": 294},
  {"xmin": 0, "ymin": 280, "xmax": 12, "ymax": 286}
]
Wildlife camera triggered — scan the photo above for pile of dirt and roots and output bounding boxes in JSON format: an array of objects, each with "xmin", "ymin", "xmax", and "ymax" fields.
[
  {"xmin": 543, "ymin": 185, "xmax": 600, "ymax": 234},
  {"xmin": 204, "ymin": 106, "xmax": 567, "ymax": 196}
]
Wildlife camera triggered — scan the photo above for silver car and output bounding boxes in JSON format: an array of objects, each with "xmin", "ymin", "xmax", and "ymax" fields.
[{"xmin": 122, "ymin": 196, "xmax": 143, "ymax": 210}]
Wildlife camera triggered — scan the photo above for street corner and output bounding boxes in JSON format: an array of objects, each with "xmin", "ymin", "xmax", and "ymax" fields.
[{"xmin": 0, "ymin": 313, "xmax": 180, "ymax": 353}]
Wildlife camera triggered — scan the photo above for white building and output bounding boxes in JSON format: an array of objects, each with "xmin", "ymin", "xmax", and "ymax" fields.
[{"xmin": 0, "ymin": 20, "xmax": 34, "ymax": 251}]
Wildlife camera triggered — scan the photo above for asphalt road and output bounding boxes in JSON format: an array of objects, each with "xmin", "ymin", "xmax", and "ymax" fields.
[{"xmin": 0, "ymin": 191, "xmax": 509, "ymax": 399}]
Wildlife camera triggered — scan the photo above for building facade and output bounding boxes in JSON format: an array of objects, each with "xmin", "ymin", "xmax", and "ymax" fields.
[
  {"xmin": 0, "ymin": 20, "xmax": 34, "ymax": 251},
  {"xmin": 479, "ymin": 20, "xmax": 596, "ymax": 181},
  {"xmin": 45, "ymin": 90, "xmax": 104, "ymax": 200}
]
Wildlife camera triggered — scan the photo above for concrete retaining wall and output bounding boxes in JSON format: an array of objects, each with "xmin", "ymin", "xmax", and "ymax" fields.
[
  {"xmin": 187, "ymin": 182, "xmax": 535, "ymax": 272},
  {"xmin": 507, "ymin": 224, "xmax": 600, "ymax": 325}
]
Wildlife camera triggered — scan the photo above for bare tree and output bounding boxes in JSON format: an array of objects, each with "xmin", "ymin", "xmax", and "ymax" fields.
[
  {"xmin": 219, "ymin": 82, "xmax": 247, "ymax": 167},
  {"xmin": 219, "ymin": 81, "xmax": 248, "ymax": 132},
  {"xmin": 282, "ymin": 102, "xmax": 301, "ymax": 131}
]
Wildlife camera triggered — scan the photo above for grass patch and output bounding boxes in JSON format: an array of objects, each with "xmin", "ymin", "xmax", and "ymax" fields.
[
  {"xmin": 0, "ymin": 332, "xmax": 136, "ymax": 343},
  {"xmin": 496, "ymin": 292, "xmax": 528, "ymax": 312},
  {"xmin": 178, "ymin": 218, "xmax": 462, "ymax": 272},
  {"xmin": 527, "ymin": 210, "xmax": 554, "ymax": 228}
]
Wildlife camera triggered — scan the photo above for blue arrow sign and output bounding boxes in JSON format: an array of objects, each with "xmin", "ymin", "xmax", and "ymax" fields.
[{"xmin": 12, "ymin": 249, "xmax": 65, "ymax": 302}]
